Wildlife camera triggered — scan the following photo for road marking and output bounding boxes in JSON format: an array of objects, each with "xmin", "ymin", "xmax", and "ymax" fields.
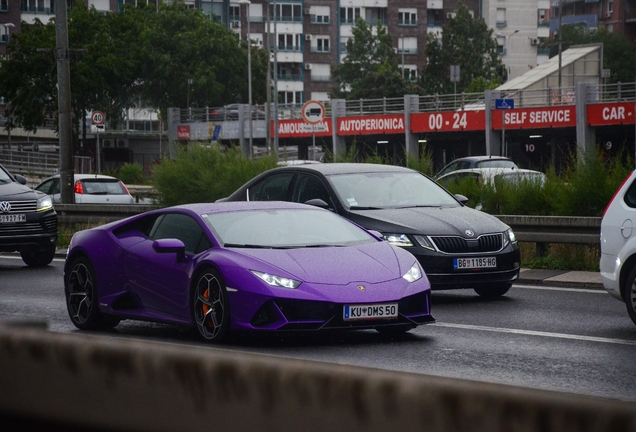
[
  {"xmin": 430, "ymin": 322, "xmax": 636, "ymax": 346},
  {"xmin": 514, "ymin": 284, "xmax": 607, "ymax": 294}
]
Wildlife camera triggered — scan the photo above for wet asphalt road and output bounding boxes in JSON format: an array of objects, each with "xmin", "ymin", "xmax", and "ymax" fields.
[{"xmin": 1, "ymin": 255, "xmax": 635, "ymax": 402}]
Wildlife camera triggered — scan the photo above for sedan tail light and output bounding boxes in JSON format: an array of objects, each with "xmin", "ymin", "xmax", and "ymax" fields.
[
  {"xmin": 74, "ymin": 180, "xmax": 84, "ymax": 194},
  {"xmin": 119, "ymin": 181, "xmax": 131, "ymax": 195}
]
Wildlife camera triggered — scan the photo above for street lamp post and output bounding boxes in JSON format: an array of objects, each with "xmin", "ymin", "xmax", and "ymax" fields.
[
  {"xmin": 239, "ymin": 0, "xmax": 253, "ymax": 158},
  {"xmin": 496, "ymin": 29, "xmax": 519, "ymax": 81}
]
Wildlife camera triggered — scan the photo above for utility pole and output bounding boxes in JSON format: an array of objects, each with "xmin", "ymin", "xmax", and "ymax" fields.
[
  {"xmin": 558, "ymin": 0, "xmax": 563, "ymax": 104},
  {"xmin": 55, "ymin": 0, "xmax": 74, "ymax": 203}
]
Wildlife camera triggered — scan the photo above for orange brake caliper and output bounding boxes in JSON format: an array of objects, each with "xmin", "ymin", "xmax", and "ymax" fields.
[{"xmin": 202, "ymin": 288, "xmax": 214, "ymax": 328}]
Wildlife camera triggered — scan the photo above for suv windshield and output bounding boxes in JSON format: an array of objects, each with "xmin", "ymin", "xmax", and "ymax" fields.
[
  {"xmin": 327, "ymin": 171, "xmax": 460, "ymax": 209},
  {"xmin": 203, "ymin": 208, "xmax": 375, "ymax": 248}
]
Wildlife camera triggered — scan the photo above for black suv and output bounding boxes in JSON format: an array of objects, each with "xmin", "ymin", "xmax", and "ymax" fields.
[{"xmin": 0, "ymin": 163, "xmax": 58, "ymax": 266}]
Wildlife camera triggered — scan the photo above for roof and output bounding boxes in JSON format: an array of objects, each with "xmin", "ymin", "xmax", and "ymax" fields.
[
  {"xmin": 496, "ymin": 44, "xmax": 602, "ymax": 92},
  {"xmin": 274, "ymin": 162, "xmax": 415, "ymax": 176}
]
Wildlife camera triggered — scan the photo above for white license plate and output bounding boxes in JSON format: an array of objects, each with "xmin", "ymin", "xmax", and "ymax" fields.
[
  {"xmin": 0, "ymin": 214, "xmax": 26, "ymax": 223},
  {"xmin": 454, "ymin": 257, "xmax": 497, "ymax": 270},
  {"xmin": 343, "ymin": 303, "xmax": 398, "ymax": 321}
]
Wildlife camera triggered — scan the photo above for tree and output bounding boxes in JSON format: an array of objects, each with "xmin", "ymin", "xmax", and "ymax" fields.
[
  {"xmin": 420, "ymin": 2, "xmax": 503, "ymax": 95},
  {"xmin": 550, "ymin": 25, "xmax": 636, "ymax": 84},
  {"xmin": 331, "ymin": 19, "xmax": 418, "ymax": 99},
  {"xmin": 0, "ymin": 2, "xmax": 264, "ymax": 137}
]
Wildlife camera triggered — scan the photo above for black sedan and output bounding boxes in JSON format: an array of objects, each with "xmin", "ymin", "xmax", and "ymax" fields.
[{"xmin": 222, "ymin": 163, "xmax": 520, "ymax": 297}]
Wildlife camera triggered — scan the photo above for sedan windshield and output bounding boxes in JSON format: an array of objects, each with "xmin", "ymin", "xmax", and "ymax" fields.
[
  {"xmin": 327, "ymin": 171, "xmax": 460, "ymax": 209},
  {"xmin": 203, "ymin": 208, "xmax": 376, "ymax": 248}
]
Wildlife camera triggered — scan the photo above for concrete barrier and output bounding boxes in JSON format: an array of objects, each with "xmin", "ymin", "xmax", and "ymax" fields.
[{"xmin": 1, "ymin": 323, "xmax": 634, "ymax": 432}]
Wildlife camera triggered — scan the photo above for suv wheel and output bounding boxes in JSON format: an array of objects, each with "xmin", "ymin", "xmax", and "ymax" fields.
[
  {"xmin": 20, "ymin": 245, "xmax": 56, "ymax": 267},
  {"xmin": 623, "ymin": 267, "xmax": 636, "ymax": 325}
]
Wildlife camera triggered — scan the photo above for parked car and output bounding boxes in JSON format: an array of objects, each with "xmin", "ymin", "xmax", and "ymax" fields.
[
  {"xmin": 435, "ymin": 156, "xmax": 518, "ymax": 178},
  {"xmin": 437, "ymin": 167, "xmax": 547, "ymax": 188},
  {"xmin": 221, "ymin": 163, "xmax": 520, "ymax": 297},
  {"xmin": 35, "ymin": 174, "xmax": 135, "ymax": 204},
  {"xmin": 209, "ymin": 104, "xmax": 266, "ymax": 121},
  {"xmin": 64, "ymin": 201, "xmax": 434, "ymax": 342},
  {"xmin": 600, "ymin": 170, "xmax": 636, "ymax": 326},
  {"xmin": 0, "ymin": 163, "xmax": 57, "ymax": 266}
]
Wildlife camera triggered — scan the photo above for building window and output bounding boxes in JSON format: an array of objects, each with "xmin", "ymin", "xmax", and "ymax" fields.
[
  {"xmin": 277, "ymin": 33, "xmax": 301, "ymax": 51},
  {"xmin": 270, "ymin": 2, "xmax": 302, "ymax": 22},
  {"xmin": 496, "ymin": 8, "xmax": 507, "ymax": 28},
  {"xmin": 340, "ymin": 7, "xmax": 360, "ymax": 24},
  {"xmin": 397, "ymin": 37, "xmax": 418, "ymax": 55},
  {"xmin": 400, "ymin": 66, "xmax": 418, "ymax": 82},
  {"xmin": 316, "ymin": 37, "xmax": 330, "ymax": 53},
  {"xmin": 0, "ymin": 0, "xmax": 8, "ymax": 12},
  {"xmin": 278, "ymin": 91, "xmax": 304, "ymax": 106},
  {"xmin": 310, "ymin": 6, "xmax": 330, "ymax": 24},
  {"xmin": 229, "ymin": 5, "xmax": 239, "ymax": 21},
  {"xmin": 398, "ymin": 9, "xmax": 417, "ymax": 26}
]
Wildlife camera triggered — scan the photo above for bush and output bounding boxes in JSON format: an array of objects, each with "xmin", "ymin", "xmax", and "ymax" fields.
[
  {"xmin": 152, "ymin": 144, "xmax": 278, "ymax": 206},
  {"xmin": 118, "ymin": 163, "xmax": 146, "ymax": 185}
]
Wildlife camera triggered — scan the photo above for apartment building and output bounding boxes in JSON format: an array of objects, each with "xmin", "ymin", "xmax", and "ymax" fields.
[{"xmin": 1, "ymin": 0, "xmax": 584, "ymax": 100}]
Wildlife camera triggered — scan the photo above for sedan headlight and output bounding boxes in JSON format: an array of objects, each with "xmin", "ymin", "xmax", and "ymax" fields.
[
  {"xmin": 403, "ymin": 263, "xmax": 423, "ymax": 283},
  {"xmin": 36, "ymin": 195, "xmax": 53, "ymax": 212},
  {"xmin": 383, "ymin": 234, "xmax": 413, "ymax": 247},
  {"xmin": 504, "ymin": 229, "xmax": 517, "ymax": 246},
  {"xmin": 251, "ymin": 270, "xmax": 301, "ymax": 289}
]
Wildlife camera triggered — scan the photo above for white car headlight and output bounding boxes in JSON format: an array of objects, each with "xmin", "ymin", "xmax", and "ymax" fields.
[
  {"xmin": 383, "ymin": 234, "xmax": 413, "ymax": 247},
  {"xmin": 403, "ymin": 263, "xmax": 423, "ymax": 283},
  {"xmin": 37, "ymin": 195, "xmax": 53, "ymax": 212},
  {"xmin": 251, "ymin": 270, "xmax": 301, "ymax": 289}
]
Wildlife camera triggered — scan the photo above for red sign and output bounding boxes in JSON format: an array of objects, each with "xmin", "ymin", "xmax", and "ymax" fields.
[
  {"xmin": 587, "ymin": 102, "xmax": 635, "ymax": 126},
  {"xmin": 177, "ymin": 125, "xmax": 190, "ymax": 140},
  {"xmin": 493, "ymin": 106, "xmax": 576, "ymax": 130},
  {"xmin": 273, "ymin": 119, "xmax": 331, "ymax": 138},
  {"xmin": 411, "ymin": 110, "xmax": 485, "ymax": 132},
  {"xmin": 337, "ymin": 114, "xmax": 405, "ymax": 135}
]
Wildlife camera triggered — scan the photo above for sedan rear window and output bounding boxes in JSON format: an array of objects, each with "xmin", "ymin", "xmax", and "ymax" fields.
[
  {"xmin": 476, "ymin": 160, "xmax": 516, "ymax": 169},
  {"xmin": 81, "ymin": 180, "xmax": 127, "ymax": 195}
]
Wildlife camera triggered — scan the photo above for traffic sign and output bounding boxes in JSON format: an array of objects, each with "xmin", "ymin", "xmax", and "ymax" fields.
[
  {"xmin": 91, "ymin": 111, "xmax": 105, "ymax": 125},
  {"xmin": 495, "ymin": 99, "xmax": 514, "ymax": 110},
  {"xmin": 301, "ymin": 100, "xmax": 325, "ymax": 125}
]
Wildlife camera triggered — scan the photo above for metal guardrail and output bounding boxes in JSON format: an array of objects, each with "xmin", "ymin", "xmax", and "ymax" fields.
[{"xmin": 54, "ymin": 206, "xmax": 602, "ymax": 252}]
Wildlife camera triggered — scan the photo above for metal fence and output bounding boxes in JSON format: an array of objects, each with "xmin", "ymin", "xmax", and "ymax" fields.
[{"xmin": 0, "ymin": 147, "xmax": 59, "ymax": 176}]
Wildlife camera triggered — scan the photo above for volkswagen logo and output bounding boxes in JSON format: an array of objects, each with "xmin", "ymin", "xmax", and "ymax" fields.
[
  {"xmin": 465, "ymin": 229, "xmax": 475, "ymax": 237},
  {"xmin": 357, "ymin": 285, "xmax": 366, "ymax": 292},
  {"xmin": 0, "ymin": 201, "xmax": 11, "ymax": 213}
]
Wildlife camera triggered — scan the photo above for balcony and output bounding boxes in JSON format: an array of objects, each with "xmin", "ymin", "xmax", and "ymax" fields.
[
  {"xmin": 310, "ymin": 46, "xmax": 331, "ymax": 53},
  {"xmin": 365, "ymin": 18, "xmax": 388, "ymax": 26},
  {"xmin": 398, "ymin": 18, "xmax": 418, "ymax": 26},
  {"xmin": 20, "ymin": 5, "xmax": 53, "ymax": 14},
  {"xmin": 310, "ymin": 16, "xmax": 330, "ymax": 24},
  {"xmin": 496, "ymin": 20, "xmax": 507, "ymax": 28},
  {"xmin": 272, "ymin": 44, "xmax": 304, "ymax": 53},
  {"xmin": 311, "ymin": 75, "xmax": 331, "ymax": 82},
  {"xmin": 397, "ymin": 48, "xmax": 419, "ymax": 55},
  {"xmin": 277, "ymin": 73, "xmax": 304, "ymax": 81}
]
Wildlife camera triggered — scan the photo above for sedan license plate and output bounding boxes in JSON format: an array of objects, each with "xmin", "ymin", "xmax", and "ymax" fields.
[
  {"xmin": 454, "ymin": 257, "xmax": 496, "ymax": 270},
  {"xmin": 0, "ymin": 214, "xmax": 26, "ymax": 223},
  {"xmin": 343, "ymin": 303, "xmax": 398, "ymax": 321}
]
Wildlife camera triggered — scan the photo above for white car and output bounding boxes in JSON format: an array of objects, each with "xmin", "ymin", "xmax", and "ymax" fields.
[
  {"xmin": 35, "ymin": 174, "xmax": 135, "ymax": 204},
  {"xmin": 600, "ymin": 170, "xmax": 636, "ymax": 325},
  {"xmin": 437, "ymin": 167, "xmax": 547, "ymax": 189}
]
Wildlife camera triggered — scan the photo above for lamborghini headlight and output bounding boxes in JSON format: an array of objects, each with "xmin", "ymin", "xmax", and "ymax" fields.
[
  {"xmin": 251, "ymin": 270, "xmax": 301, "ymax": 289},
  {"xmin": 402, "ymin": 262, "xmax": 423, "ymax": 283}
]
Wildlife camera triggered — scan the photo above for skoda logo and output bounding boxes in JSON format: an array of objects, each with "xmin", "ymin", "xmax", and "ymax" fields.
[
  {"xmin": 465, "ymin": 229, "xmax": 475, "ymax": 237},
  {"xmin": 0, "ymin": 201, "xmax": 11, "ymax": 213},
  {"xmin": 357, "ymin": 285, "xmax": 366, "ymax": 292}
]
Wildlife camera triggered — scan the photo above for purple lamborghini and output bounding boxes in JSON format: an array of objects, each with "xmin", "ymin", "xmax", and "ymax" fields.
[{"xmin": 64, "ymin": 201, "xmax": 434, "ymax": 342}]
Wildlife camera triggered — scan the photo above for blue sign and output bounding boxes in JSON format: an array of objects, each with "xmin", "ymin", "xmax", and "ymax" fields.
[
  {"xmin": 495, "ymin": 98, "xmax": 514, "ymax": 109},
  {"xmin": 212, "ymin": 125, "xmax": 221, "ymax": 142}
]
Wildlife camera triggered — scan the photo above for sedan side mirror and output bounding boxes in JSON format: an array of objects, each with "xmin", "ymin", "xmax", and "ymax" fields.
[
  {"xmin": 303, "ymin": 198, "xmax": 331, "ymax": 209},
  {"xmin": 152, "ymin": 238, "xmax": 186, "ymax": 262},
  {"xmin": 454, "ymin": 194, "xmax": 469, "ymax": 205}
]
